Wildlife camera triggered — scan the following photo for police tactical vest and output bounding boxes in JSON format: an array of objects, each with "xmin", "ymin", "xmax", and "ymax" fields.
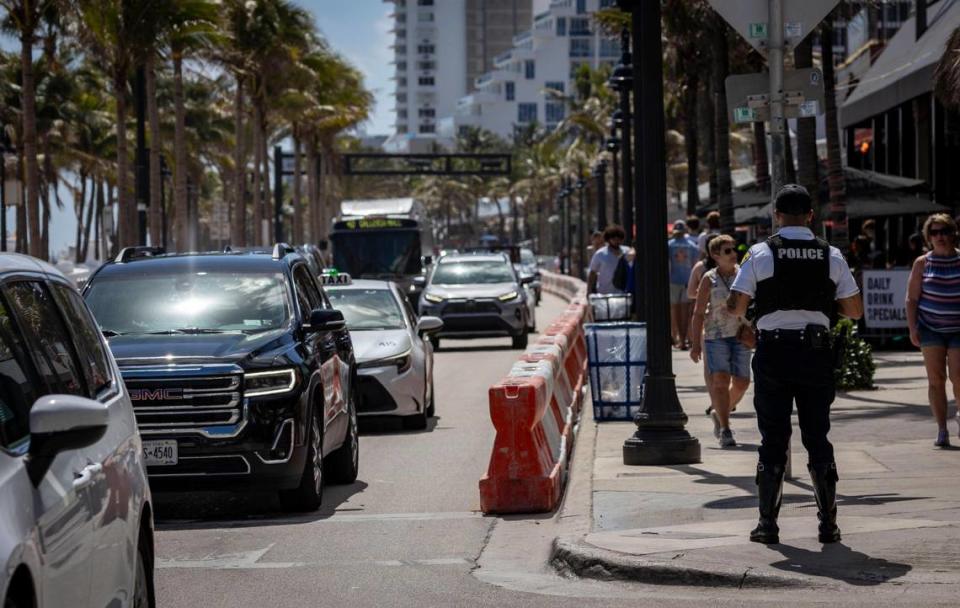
[{"xmin": 754, "ymin": 235, "xmax": 836, "ymax": 321}]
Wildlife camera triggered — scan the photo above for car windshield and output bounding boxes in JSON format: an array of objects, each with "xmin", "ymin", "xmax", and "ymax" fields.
[
  {"xmin": 431, "ymin": 261, "xmax": 515, "ymax": 285},
  {"xmin": 85, "ymin": 271, "xmax": 289, "ymax": 334},
  {"xmin": 332, "ymin": 230, "xmax": 421, "ymax": 277},
  {"xmin": 521, "ymin": 249, "xmax": 536, "ymax": 265},
  {"xmin": 326, "ymin": 288, "xmax": 405, "ymax": 330}
]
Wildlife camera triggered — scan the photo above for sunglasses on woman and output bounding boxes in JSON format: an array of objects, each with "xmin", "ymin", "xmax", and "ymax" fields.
[
  {"xmin": 929, "ymin": 228, "xmax": 955, "ymax": 237},
  {"xmin": 716, "ymin": 247, "xmax": 736, "ymax": 255}
]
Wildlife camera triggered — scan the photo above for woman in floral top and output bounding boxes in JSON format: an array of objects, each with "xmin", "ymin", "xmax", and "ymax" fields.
[{"xmin": 690, "ymin": 235, "xmax": 752, "ymax": 447}]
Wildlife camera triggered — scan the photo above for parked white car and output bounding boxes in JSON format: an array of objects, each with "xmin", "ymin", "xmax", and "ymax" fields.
[
  {"xmin": 0, "ymin": 254, "xmax": 154, "ymax": 608},
  {"xmin": 325, "ymin": 278, "xmax": 442, "ymax": 430}
]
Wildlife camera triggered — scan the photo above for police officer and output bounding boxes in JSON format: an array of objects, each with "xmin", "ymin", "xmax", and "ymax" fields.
[{"xmin": 727, "ymin": 184, "xmax": 863, "ymax": 545}]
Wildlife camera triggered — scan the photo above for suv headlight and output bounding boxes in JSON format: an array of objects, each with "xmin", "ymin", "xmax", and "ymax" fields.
[
  {"xmin": 424, "ymin": 292, "xmax": 445, "ymax": 304},
  {"xmin": 497, "ymin": 291, "xmax": 520, "ymax": 302},
  {"xmin": 245, "ymin": 368, "xmax": 298, "ymax": 397},
  {"xmin": 359, "ymin": 349, "xmax": 412, "ymax": 374}
]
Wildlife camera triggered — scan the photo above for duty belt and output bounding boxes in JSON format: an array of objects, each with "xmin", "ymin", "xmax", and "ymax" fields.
[{"xmin": 757, "ymin": 325, "xmax": 831, "ymax": 348}]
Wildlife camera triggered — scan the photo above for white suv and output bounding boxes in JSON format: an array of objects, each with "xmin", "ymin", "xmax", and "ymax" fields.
[{"xmin": 0, "ymin": 254, "xmax": 154, "ymax": 608}]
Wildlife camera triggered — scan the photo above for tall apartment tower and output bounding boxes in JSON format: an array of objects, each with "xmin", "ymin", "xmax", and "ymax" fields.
[{"xmin": 383, "ymin": 0, "xmax": 531, "ymax": 152}]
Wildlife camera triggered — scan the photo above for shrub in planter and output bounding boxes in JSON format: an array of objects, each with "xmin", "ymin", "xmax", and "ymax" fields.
[{"xmin": 832, "ymin": 318, "xmax": 876, "ymax": 390}]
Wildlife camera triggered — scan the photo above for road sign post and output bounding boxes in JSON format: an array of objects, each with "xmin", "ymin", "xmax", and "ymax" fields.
[{"xmin": 769, "ymin": 0, "xmax": 786, "ymax": 200}]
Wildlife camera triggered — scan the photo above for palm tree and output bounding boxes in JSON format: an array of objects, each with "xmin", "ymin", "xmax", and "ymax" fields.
[
  {"xmin": 820, "ymin": 15, "xmax": 847, "ymax": 248},
  {"xmin": 935, "ymin": 27, "xmax": 960, "ymax": 110},
  {"xmin": 795, "ymin": 38, "xmax": 819, "ymax": 218},
  {"xmin": 0, "ymin": 0, "xmax": 51, "ymax": 257}
]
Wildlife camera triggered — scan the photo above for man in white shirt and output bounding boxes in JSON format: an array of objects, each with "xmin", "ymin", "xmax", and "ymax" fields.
[
  {"xmin": 727, "ymin": 184, "xmax": 863, "ymax": 546},
  {"xmin": 588, "ymin": 225, "xmax": 627, "ymax": 295}
]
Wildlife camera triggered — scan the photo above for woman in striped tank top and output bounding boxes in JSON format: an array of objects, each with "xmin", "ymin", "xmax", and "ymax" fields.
[{"xmin": 906, "ymin": 213, "xmax": 960, "ymax": 447}]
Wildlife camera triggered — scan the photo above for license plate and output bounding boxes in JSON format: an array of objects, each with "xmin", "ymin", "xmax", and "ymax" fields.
[{"xmin": 142, "ymin": 440, "xmax": 178, "ymax": 466}]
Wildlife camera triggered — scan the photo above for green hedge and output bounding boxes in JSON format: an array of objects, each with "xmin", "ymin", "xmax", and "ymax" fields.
[{"xmin": 833, "ymin": 318, "xmax": 876, "ymax": 390}]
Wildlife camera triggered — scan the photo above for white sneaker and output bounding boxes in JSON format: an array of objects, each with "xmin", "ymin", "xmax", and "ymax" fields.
[{"xmin": 719, "ymin": 429, "xmax": 737, "ymax": 448}]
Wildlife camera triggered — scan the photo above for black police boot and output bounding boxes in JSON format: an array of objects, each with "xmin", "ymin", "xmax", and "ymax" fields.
[
  {"xmin": 808, "ymin": 462, "xmax": 841, "ymax": 543},
  {"xmin": 749, "ymin": 463, "xmax": 785, "ymax": 544}
]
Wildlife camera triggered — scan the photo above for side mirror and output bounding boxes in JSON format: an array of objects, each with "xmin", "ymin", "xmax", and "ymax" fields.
[
  {"xmin": 412, "ymin": 276, "xmax": 427, "ymax": 288},
  {"xmin": 423, "ymin": 255, "xmax": 433, "ymax": 266},
  {"xmin": 416, "ymin": 316, "xmax": 443, "ymax": 336},
  {"xmin": 27, "ymin": 394, "xmax": 109, "ymax": 485},
  {"xmin": 307, "ymin": 308, "xmax": 346, "ymax": 332},
  {"xmin": 520, "ymin": 275, "xmax": 535, "ymax": 285}
]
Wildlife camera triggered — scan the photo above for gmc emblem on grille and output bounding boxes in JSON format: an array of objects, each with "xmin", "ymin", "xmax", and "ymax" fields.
[{"xmin": 130, "ymin": 388, "xmax": 183, "ymax": 401}]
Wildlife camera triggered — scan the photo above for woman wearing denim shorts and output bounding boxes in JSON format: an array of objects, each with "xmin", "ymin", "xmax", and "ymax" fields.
[
  {"xmin": 690, "ymin": 235, "xmax": 752, "ymax": 447},
  {"xmin": 906, "ymin": 213, "xmax": 960, "ymax": 447}
]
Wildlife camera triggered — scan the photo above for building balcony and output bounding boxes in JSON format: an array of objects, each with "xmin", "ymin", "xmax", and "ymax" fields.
[
  {"xmin": 493, "ymin": 50, "xmax": 513, "ymax": 67},
  {"xmin": 512, "ymin": 30, "xmax": 533, "ymax": 45}
]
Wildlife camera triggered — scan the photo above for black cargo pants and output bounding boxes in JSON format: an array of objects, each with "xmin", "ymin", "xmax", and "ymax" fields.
[{"xmin": 752, "ymin": 335, "xmax": 836, "ymax": 467}]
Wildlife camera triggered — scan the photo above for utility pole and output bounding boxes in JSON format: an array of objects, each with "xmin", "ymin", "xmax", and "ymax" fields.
[
  {"xmin": 768, "ymin": 0, "xmax": 787, "ymax": 204},
  {"xmin": 607, "ymin": 135, "xmax": 620, "ymax": 226},
  {"xmin": 609, "ymin": 29, "xmax": 634, "ymax": 244}
]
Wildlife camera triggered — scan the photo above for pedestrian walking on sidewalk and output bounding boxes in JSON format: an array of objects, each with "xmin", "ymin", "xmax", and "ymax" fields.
[
  {"xmin": 689, "ymin": 235, "xmax": 751, "ymax": 448},
  {"xmin": 588, "ymin": 225, "xmax": 627, "ymax": 295},
  {"xmin": 668, "ymin": 220, "xmax": 699, "ymax": 349},
  {"xmin": 905, "ymin": 213, "xmax": 960, "ymax": 447},
  {"xmin": 727, "ymin": 184, "xmax": 863, "ymax": 545}
]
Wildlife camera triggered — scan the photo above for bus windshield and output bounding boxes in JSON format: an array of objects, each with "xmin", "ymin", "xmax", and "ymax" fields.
[{"xmin": 332, "ymin": 230, "xmax": 422, "ymax": 277}]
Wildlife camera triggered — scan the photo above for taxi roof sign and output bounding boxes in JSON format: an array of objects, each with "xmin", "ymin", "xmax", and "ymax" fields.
[{"xmin": 320, "ymin": 270, "xmax": 352, "ymax": 286}]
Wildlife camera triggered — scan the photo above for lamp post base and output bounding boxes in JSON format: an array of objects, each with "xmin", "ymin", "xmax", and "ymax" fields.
[{"xmin": 622, "ymin": 376, "xmax": 701, "ymax": 466}]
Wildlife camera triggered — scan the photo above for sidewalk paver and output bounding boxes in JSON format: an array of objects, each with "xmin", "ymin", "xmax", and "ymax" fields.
[{"xmin": 552, "ymin": 348, "xmax": 960, "ymax": 590}]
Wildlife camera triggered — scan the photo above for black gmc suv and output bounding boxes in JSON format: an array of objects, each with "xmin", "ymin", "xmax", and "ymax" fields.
[{"xmin": 82, "ymin": 245, "xmax": 358, "ymax": 511}]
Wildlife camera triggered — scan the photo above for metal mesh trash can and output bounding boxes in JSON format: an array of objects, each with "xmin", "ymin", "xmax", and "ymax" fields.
[
  {"xmin": 585, "ymin": 322, "xmax": 646, "ymax": 421},
  {"xmin": 588, "ymin": 293, "xmax": 632, "ymax": 321}
]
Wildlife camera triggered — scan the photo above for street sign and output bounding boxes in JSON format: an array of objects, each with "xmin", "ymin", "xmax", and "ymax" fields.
[
  {"xmin": 725, "ymin": 68, "xmax": 825, "ymax": 123},
  {"xmin": 707, "ymin": 0, "xmax": 840, "ymax": 54}
]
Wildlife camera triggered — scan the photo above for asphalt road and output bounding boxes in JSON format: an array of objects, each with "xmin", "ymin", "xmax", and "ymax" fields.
[{"xmin": 151, "ymin": 294, "xmax": 946, "ymax": 608}]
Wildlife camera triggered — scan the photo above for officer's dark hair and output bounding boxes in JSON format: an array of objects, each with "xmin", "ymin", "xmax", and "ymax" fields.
[
  {"xmin": 774, "ymin": 184, "xmax": 813, "ymax": 218},
  {"xmin": 603, "ymin": 224, "xmax": 626, "ymax": 241}
]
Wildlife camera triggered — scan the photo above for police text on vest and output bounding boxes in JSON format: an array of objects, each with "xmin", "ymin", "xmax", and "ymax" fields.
[{"xmin": 777, "ymin": 248, "xmax": 825, "ymax": 260}]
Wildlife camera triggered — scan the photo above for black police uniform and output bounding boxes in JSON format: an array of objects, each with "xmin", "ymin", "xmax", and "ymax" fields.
[{"xmin": 730, "ymin": 185, "xmax": 859, "ymax": 545}]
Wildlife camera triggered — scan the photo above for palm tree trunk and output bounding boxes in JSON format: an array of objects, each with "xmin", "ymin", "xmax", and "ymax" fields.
[
  {"xmin": 231, "ymin": 74, "xmax": 246, "ymax": 247},
  {"xmin": 20, "ymin": 30, "xmax": 42, "ymax": 258},
  {"xmin": 115, "ymin": 69, "xmax": 134, "ymax": 248},
  {"xmin": 794, "ymin": 39, "xmax": 820, "ymax": 229},
  {"xmin": 81, "ymin": 176, "xmax": 97, "ymax": 262},
  {"xmin": 146, "ymin": 53, "xmax": 163, "ymax": 247},
  {"xmin": 701, "ymin": 77, "xmax": 717, "ymax": 205},
  {"xmin": 292, "ymin": 127, "xmax": 303, "ymax": 243},
  {"xmin": 260, "ymin": 110, "xmax": 271, "ymax": 245},
  {"xmin": 41, "ymin": 135, "xmax": 52, "ymax": 257},
  {"xmin": 684, "ymin": 71, "xmax": 699, "ymax": 214},
  {"xmin": 306, "ymin": 141, "xmax": 317, "ymax": 243},
  {"xmin": 821, "ymin": 17, "xmax": 848, "ymax": 248},
  {"xmin": 252, "ymin": 105, "xmax": 263, "ymax": 246},
  {"xmin": 712, "ymin": 24, "xmax": 734, "ymax": 235},
  {"xmin": 173, "ymin": 53, "xmax": 189, "ymax": 251},
  {"xmin": 753, "ymin": 122, "xmax": 770, "ymax": 191},
  {"xmin": 75, "ymin": 173, "xmax": 87, "ymax": 263}
]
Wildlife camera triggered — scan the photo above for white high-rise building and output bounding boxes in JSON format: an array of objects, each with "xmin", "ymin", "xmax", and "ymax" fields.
[
  {"xmin": 439, "ymin": 0, "xmax": 619, "ymax": 141},
  {"xmin": 383, "ymin": 0, "xmax": 532, "ymax": 153}
]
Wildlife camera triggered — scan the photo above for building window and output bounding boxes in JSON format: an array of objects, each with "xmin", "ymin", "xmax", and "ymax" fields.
[
  {"xmin": 544, "ymin": 81, "xmax": 564, "ymax": 94},
  {"xmin": 418, "ymin": 108, "xmax": 435, "ymax": 118},
  {"xmin": 570, "ymin": 18, "xmax": 590, "ymax": 36},
  {"xmin": 576, "ymin": 0, "xmax": 586, "ymax": 14},
  {"xmin": 570, "ymin": 38, "xmax": 592, "ymax": 58},
  {"xmin": 546, "ymin": 102, "xmax": 565, "ymax": 124},
  {"xmin": 397, "ymin": 109, "xmax": 408, "ymax": 119},
  {"xmin": 524, "ymin": 60, "xmax": 535, "ymax": 80},
  {"xmin": 397, "ymin": 125, "xmax": 408, "ymax": 134},
  {"xmin": 398, "ymin": 77, "xmax": 407, "ymax": 87},
  {"xmin": 417, "ymin": 60, "xmax": 435, "ymax": 70},
  {"xmin": 417, "ymin": 0, "xmax": 433, "ymax": 5},
  {"xmin": 397, "ymin": 29, "xmax": 407, "ymax": 39},
  {"xmin": 396, "ymin": 14, "xmax": 406, "ymax": 24},
  {"xmin": 397, "ymin": 93, "xmax": 408, "ymax": 102},
  {"xmin": 397, "ymin": 61, "xmax": 407, "ymax": 71},
  {"xmin": 518, "ymin": 102, "xmax": 537, "ymax": 124},
  {"xmin": 556, "ymin": 17, "xmax": 566, "ymax": 36},
  {"xmin": 419, "ymin": 123, "xmax": 436, "ymax": 133},
  {"xmin": 418, "ymin": 12, "xmax": 434, "ymax": 22},
  {"xmin": 505, "ymin": 81, "xmax": 515, "ymax": 101},
  {"xmin": 417, "ymin": 44, "xmax": 435, "ymax": 54},
  {"xmin": 599, "ymin": 38, "xmax": 620, "ymax": 57},
  {"xmin": 418, "ymin": 76, "xmax": 435, "ymax": 85},
  {"xmin": 569, "ymin": 62, "xmax": 584, "ymax": 79}
]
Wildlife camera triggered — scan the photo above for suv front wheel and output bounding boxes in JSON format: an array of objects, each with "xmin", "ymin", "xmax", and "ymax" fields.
[{"xmin": 279, "ymin": 408, "xmax": 324, "ymax": 511}]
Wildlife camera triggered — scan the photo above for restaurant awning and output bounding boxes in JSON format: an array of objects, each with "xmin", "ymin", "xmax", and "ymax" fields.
[
  {"xmin": 840, "ymin": 0, "xmax": 960, "ymax": 128},
  {"xmin": 845, "ymin": 194, "xmax": 949, "ymax": 219}
]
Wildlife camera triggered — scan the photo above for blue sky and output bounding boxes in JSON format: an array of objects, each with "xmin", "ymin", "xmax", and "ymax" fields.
[
  {"xmin": 1, "ymin": 2, "xmax": 394, "ymax": 257},
  {"xmin": 305, "ymin": 1, "xmax": 395, "ymax": 135}
]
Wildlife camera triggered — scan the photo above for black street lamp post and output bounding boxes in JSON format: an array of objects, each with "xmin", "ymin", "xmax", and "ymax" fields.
[
  {"xmin": 608, "ymin": 29, "xmax": 634, "ymax": 245},
  {"xmin": 0, "ymin": 131, "xmax": 12, "ymax": 252},
  {"xmin": 620, "ymin": 0, "xmax": 700, "ymax": 466},
  {"xmin": 594, "ymin": 159, "xmax": 607, "ymax": 230},
  {"xmin": 606, "ymin": 135, "xmax": 620, "ymax": 227},
  {"xmin": 576, "ymin": 173, "xmax": 586, "ymax": 277},
  {"xmin": 561, "ymin": 178, "xmax": 572, "ymax": 275}
]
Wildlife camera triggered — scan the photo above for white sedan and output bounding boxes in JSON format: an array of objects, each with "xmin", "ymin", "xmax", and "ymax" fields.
[{"xmin": 325, "ymin": 279, "xmax": 442, "ymax": 430}]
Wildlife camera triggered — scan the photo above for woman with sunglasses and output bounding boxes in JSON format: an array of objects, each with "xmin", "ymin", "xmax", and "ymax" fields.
[
  {"xmin": 690, "ymin": 235, "xmax": 752, "ymax": 447},
  {"xmin": 906, "ymin": 213, "xmax": 960, "ymax": 447}
]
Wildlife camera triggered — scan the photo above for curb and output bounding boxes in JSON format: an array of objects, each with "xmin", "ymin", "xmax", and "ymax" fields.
[{"xmin": 550, "ymin": 535, "xmax": 806, "ymax": 589}]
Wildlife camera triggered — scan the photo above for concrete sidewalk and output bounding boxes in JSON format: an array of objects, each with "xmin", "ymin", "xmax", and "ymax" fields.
[{"xmin": 552, "ymin": 347, "xmax": 960, "ymax": 591}]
